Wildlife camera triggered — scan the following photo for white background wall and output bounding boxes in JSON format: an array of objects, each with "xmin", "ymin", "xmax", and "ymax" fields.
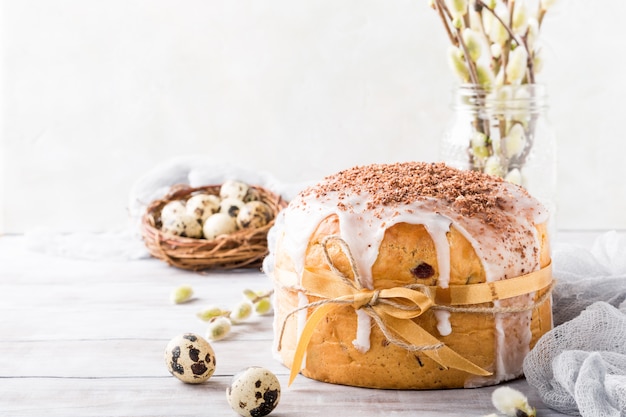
[{"xmin": 1, "ymin": 0, "xmax": 625, "ymax": 234}]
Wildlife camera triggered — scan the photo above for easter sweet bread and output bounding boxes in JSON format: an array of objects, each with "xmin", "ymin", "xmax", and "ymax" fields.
[{"xmin": 264, "ymin": 162, "xmax": 552, "ymax": 389}]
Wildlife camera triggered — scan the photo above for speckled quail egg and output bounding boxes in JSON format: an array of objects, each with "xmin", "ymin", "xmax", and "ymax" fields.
[
  {"xmin": 220, "ymin": 180, "xmax": 249, "ymax": 201},
  {"xmin": 243, "ymin": 187, "xmax": 261, "ymax": 202},
  {"xmin": 226, "ymin": 367, "xmax": 281, "ymax": 417},
  {"xmin": 182, "ymin": 215, "xmax": 204, "ymax": 238},
  {"xmin": 162, "ymin": 213, "xmax": 203, "ymax": 238},
  {"xmin": 203, "ymin": 212, "xmax": 238, "ymax": 240},
  {"xmin": 236, "ymin": 201, "xmax": 273, "ymax": 229},
  {"xmin": 160, "ymin": 200, "xmax": 186, "ymax": 224},
  {"xmin": 161, "ymin": 215, "xmax": 186, "ymax": 236},
  {"xmin": 164, "ymin": 333, "xmax": 216, "ymax": 384},
  {"xmin": 219, "ymin": 198, "xmax": 245, "ymax": 218},
  {"xmin": 186, "ymin": 193, "xmax": 221, "ymax": 222}
]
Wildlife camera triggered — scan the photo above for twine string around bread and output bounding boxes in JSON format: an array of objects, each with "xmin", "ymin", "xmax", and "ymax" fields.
[{"xmin": 277, "ymin": 235, "xmax": 554, "ymax": 386}]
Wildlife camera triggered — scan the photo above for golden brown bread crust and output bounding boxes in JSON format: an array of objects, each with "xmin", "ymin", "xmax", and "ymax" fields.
[
  {"xmin": 273, "ymin": 219, "xmax": 551, "ymax": 389},
  {"xmin": 269, "ymin": 162, "xmax": 552, "ymax": 389}
]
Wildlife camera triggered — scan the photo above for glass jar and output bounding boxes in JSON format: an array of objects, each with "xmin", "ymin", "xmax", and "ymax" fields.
[{"xmin": 440, "ymin": 84, "xmax": 557, "ymax": 224}]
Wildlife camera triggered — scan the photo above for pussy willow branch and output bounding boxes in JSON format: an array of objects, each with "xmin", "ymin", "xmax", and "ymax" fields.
[
  {"xmin": 432, "ymin": 0, "xmax": 457, "ymax": 46},
  {"xmin": 473, "ymin": 7, "xmax": 495, "ymax": 66},
  {"xmin": 433, "ymin": 0, "xmax": 480, "ymax": 86},
  {"xmin": 457, "ymin": 34, "xmax": 481, "ymax": 87},
  {"xmin": 538, "ymin": 6, "xmax": 547, "ymax": 25},
  {"xmin": 504, "ymin": 0, "xmax": 515, "ymax": 84},
  {"xmin": 508, "ymin": 0, "xmax": 516, "ymax": 26},
  {"xmin": 434, "ymin": 0, "xmax": 492, "ymax": 142},
  {"xmin": 474, "ymin": 0, "xmax": 536, "ymax": 84},
  {"xmin": 520, "ymin": 31, "xmax": 535, "ymax": 84}
]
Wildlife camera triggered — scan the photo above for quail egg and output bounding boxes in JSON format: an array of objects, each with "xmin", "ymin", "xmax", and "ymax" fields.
[
  {"xmin": 160, "ymin": 200, "xmax": 186, "ymax": 224},
  {"xmin": 162, "ymin": 213, "xmax": 203, "ymax": 238},
  {"xmin": 161, "ymin": 215, "xmax": 186, "ymax": 236},
  {"xmin": 182, "ymin": 215, "xmax": 204, "ymax": 238},
  {"xmin": 219, "ymin": 198, "xmax": 245, "ymax": 218},
  {"xmin": 226, "ymin": 366, "xmax": 281, "ymax": 417},
  {"xmin": 243, "ymin": 187, "xmax": 261, "ymax": 202},
  {"xmin": 164, "ymin": 333, "xmax": 216, "ymax": 384},
  {"xmin": 203, "ymin": 213, "xmax": 238, "ymax": 240},
  {"xmin": 220, "ymin": 180, "xmax": 249, "ymax": 201},
  {"xmin": 236, "ymin": 201, "xmax": 273, "ymax": 229},
  {"xmin": 186, "ymin": 193, "xmax": 221, "ymax": 222}
]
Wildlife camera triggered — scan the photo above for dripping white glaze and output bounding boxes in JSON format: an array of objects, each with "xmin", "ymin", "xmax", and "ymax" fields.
[
  {"xmin": 270, "ymin": 172, "xmax": 547, "ymax": 382},
  {"xmin": 352, "ymin": 310, "xmax": 371, "ymax": 353},
  {"xmin": 434, "ymin": 310, "xmax": 452, "ymax": 337}
]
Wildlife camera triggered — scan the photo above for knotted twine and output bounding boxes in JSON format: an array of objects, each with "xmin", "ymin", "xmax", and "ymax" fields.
[{"xmin": 277, "ymin": 236, "xmax": 554, "ymax": 386}]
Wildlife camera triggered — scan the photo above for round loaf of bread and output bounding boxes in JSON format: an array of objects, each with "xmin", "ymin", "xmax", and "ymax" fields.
[{"xmin": 264, "ymin": 162, "xmax": 552, "ymax": 389}]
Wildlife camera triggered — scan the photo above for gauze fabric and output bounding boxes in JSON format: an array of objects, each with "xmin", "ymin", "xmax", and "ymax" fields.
[{"xmin": 523, "ymin": 231, "xmax": 626, "ymax": 417}]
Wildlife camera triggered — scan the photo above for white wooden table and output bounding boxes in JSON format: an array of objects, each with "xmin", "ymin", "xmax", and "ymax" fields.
[{"xmin": 0, "ymin": 231, "xmax": 606, "ymax": 416}]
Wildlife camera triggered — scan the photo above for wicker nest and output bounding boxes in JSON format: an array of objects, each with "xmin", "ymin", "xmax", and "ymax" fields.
[{"xmin": 141, "ymin": 184, "xmax": 287, "ymax": 271}]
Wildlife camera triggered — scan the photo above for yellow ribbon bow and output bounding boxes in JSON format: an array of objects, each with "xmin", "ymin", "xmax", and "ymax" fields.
[{"xmin": 279, "ymin": 237, "xmax": 553, "ymax": 386}]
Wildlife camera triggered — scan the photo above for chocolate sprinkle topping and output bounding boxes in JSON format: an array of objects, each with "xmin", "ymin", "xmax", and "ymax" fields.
[{"xmin": 298, "ymin": 162, "xmax": 533, "ymax": 231}]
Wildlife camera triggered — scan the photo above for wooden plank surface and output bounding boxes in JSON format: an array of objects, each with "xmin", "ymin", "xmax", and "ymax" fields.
[{"xmin": 1, "ymin": 232, "xmax": 606, "ymax": 416}]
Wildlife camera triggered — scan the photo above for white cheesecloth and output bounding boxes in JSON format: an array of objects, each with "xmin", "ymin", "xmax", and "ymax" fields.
[{"xmin": 523, "ymin": 231, "xmax": 626, "ymax": 417}]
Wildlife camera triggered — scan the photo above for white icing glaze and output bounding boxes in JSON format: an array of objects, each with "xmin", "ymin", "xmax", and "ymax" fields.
[
  {"xmin": 491, "ymin": 293, "xmax": 536, "ymax": 384},
  {"xmin": 434, "ymin": 310, "xmax": 452, "ymax": 337},
  {"xmin": 423, "ymin": 217, "xmax": 452, "ymax": 288},
  {"xmin": 270, "ymin": 168, "xmax": 547, "ymax": 381},
  {"xmin": 352, "ymin": 310, "xmax": 371, "ymax": 353},
  {"xmin": 262, "ymin": 209, "xmax": 283, "ymax": 276}
]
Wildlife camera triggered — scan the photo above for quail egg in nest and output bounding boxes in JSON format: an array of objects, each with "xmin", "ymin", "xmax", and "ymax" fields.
[
  {"xmin": 203, "ymin": 213, "xmax": 238, "ymax": 240},
  {"xmin": 186, "ymin": 194, "xmax": 220, "ymax": 222},
  {"xmin": 236, "ymin": 201, "xmax": 273, "ymax": 229},
  {"xmin": 220, "ymin": 180, "xmax": 249, "ymax": 201},
  {"xmin": 219, "ymin": 198, "xmax": 245, "ymax": 218}
]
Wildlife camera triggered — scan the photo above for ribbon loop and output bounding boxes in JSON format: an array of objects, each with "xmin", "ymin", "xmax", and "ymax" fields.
[{"xmin": 374, "ymin": 287, "xmax": 435, "ymax": 320}]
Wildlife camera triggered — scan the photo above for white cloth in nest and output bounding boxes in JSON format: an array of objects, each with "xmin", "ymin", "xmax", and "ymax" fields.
[
  {"xmin": 127, "ymin": 155, "xmax": 309, "ymax": 229},
  {"xmin": 523, "ymin": 231, "xmax": 626, "ymax": 417},
  {"xmin": 25, "ymin": 156, "xmax": 309, "ymax": 262}
]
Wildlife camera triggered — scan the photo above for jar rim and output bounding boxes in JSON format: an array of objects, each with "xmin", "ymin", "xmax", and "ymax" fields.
[{"xmin": 451, "ymin": 83, "xmax": 549, "ymax": 111}]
